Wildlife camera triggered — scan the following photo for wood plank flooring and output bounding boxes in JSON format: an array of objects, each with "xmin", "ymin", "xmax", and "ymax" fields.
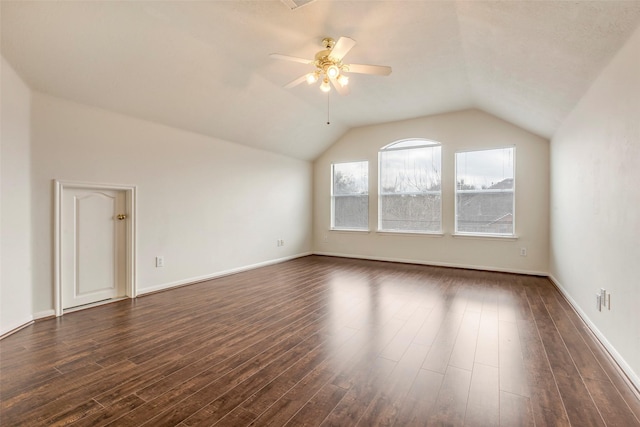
[{"xmin": 1, "ymin": 255, "xmax": 639, "ymax": 426}]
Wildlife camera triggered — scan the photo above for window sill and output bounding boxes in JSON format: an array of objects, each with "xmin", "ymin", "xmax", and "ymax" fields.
[
  {"xmin": 376, "ymin": 230, "xmax": 444, "ymax": 237},
  {"xmin": 329, "ymin": 228, "xmax": 371, "ymax": 234},
  {"xmin": 451, "ymin": 233, "xmax": 518, "ymax": 241}
]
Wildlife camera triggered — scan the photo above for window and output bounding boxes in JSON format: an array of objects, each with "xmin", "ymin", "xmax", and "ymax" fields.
[
  {"xmin": 378, "ymin": 139, "xmax": 441, "ymax": 233},
  {"xmin": 331, "ymin": 161, "xmax": 368, "ymax": 230},
  {"xmin": 455, "ymin": 147, "xmax": 515, "ymax": 235}
]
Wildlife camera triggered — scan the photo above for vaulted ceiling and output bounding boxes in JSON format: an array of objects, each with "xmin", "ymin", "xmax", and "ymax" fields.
[{"xmin": 2, "ymin": 1, "xmax": 640, "ymax": 160}]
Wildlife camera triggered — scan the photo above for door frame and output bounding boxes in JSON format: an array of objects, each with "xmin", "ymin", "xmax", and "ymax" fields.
[{"xmin": 54, "ymin": 180, "xmax": 137, "ymax": 316}]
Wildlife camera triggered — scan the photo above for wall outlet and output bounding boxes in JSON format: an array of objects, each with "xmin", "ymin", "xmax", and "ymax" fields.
[
  {"xmin": 600, "ymin": 288, "xmax": 611, "ymax": 310},
  {"xmin": 156, "ymin": 256, "xmax": 164, "ymax": 267},
  {"xmin": 323, "ymin": 234, "xmax": 328, "ymax": 243},
  {"xmin": 596, "ymin": 289, "xmax": 612, "ymax": 311},
  {"xmin": 601, "ymin": 288, "xmax": 611, "ymax": 310},
  {"xmin": 276, "ymin": 239, "xmax": 285, "ymax": 247},
  {"xmin": 520, "ymin": 247, "xmax": 527, "ymax": 256}
]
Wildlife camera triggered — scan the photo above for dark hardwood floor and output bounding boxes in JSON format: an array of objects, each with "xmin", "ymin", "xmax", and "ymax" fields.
[{"xmin": 1, "ymin": 255, "xmax": 639, "ymax": 426}]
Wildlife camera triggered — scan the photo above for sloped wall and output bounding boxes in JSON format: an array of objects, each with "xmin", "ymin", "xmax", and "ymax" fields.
[{"xmin": 30, "ymin": 93, "xmax": 312, "ymax": 316}]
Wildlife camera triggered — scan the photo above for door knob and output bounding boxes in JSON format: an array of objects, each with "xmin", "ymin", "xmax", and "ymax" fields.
[{"xmin": 117, "ymin": 214, "xmax": 127, "ymax": 220}]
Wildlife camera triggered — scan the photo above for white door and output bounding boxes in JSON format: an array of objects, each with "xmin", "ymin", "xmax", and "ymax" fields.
[{"xmin": 61, "ymin": 188, "xmax": 127, "ymax": 309}]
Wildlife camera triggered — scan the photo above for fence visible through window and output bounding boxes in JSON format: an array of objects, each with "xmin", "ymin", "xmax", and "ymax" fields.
[
  {"xmin": 379, "ymin": 139, "xmax": 442, "ymax": 233},
  {"xmin": 331, "ymin": 161, "xmax": 369, "ymax": 230},
  {"xmin": 455, "ymin": 147, "xmax": 515, "ymax": 236}
]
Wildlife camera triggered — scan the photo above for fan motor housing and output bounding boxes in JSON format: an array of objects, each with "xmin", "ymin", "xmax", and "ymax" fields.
[
  {"xmin": 315, "ymin": 38, "xmax": 343, "ymax": 74},
  {"xmin": 321, "ymin": 37, "xmax": 335, "ymax": 49}
]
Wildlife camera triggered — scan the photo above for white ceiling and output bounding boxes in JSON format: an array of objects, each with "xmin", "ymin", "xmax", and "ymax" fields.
[{"xmin": 2, "ymin": 1, "xmax": 640, "ymax": 160}]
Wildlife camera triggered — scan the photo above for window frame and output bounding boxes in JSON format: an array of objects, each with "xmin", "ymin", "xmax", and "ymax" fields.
[
  {"xmin": 330, "ymin": 160, "xmax": 370, "ymax": 231},
  {"xmin": 454, "ymin": 146, "xmax": 516, "ymax": 237},
  {"xmin": 377, "ymin": 138, "xmax": 442, "ymax": 234}
]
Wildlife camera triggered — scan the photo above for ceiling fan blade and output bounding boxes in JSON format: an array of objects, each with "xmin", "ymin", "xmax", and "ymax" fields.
[
  {"xmin": 346, "ymin": 63, "xmax": 392, "ymax": 76},
  {"xmin": 329, "ymin": 76, "xmax": 350, "ymax": 96},
  {"xmin": 270, "ymin": 53, "xmax": 313, "ymax": 65},
  {"xmin": 284, "ymin": 74, "xmax": 309, "ymax": 89},
  {"xmin": 330, "ymin": 37, "xmax": 356, "ymax": 61}
]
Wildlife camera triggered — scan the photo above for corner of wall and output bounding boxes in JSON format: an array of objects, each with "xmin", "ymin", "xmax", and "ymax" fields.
[{"xmin": 0, "ymin": 56, "xmax": 34, "ymax": 336}]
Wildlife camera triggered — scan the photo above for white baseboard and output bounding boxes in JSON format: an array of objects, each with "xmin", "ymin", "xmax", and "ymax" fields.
[
  {"xmin": 0, "ymin": 316, "xmax": 34, "ymax": 339},
  {"xmin": 137, "ymin": 252, "xmax": 312, "ymax": 296},
  {"xmin": 316, "ymin": 252, "xmax": 638, "ymax": 394},
  {"xmin": 34, "ymin": 309, "xmax": 56, "ymax": 320},
  {"xmin": 13, "ymin": 252, "xmax": 637, "ymax": 396},
  {"xmin": 548, "ymin": 274, "xmax": 640, "ymax": 395},
  {"xmin": 313, "ymin": 251, "xmax": 548, "ymax": 276}
]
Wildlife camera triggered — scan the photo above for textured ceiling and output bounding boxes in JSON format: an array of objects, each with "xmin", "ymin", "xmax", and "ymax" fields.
[{"xmin": 2, "ymin": 1, "xmax": 640, "ymax": 160}]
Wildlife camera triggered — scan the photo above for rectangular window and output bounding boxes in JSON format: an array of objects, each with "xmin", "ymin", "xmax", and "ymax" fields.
[
  {"xmin": 331, "ymin": 161, "xmax": 368, "ymax": 230},
  {"xmin": 379, "ymin": 142, "xmax": 441, "ymax": 233},
  {"xmin": 455, "ymin": 147, "xmax": 515, "ymax": 235}
]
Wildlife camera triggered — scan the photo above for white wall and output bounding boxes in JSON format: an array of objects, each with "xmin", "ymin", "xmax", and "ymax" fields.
[
  {"xmin": 30, "ymin": 93, "xmax": 312, "ymax": 316},
  {"xmin": 550, "ymin": 25, "xmax": 640, "ymax": 387},
  {"xmin": 1, "ymin": 57, "xmax": 33, "ymax": 335},
  {"xmin": 313, "ymin": 109, "xmax": 549, "ymax": 274}
]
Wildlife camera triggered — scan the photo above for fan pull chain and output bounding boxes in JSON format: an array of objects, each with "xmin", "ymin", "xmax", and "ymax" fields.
[{"xmin": 327, "ymin": 91, "xmax": 330, "ymax": 125}]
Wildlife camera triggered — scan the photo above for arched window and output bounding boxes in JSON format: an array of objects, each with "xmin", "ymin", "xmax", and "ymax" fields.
[{"xmin": 378, "ymin": 139, "xmax": 441, "ymax": 233}]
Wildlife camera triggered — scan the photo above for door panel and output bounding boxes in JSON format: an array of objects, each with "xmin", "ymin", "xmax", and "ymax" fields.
[{"xmin": 62, "ymin": 188, "xmax": 126, "ymax": 309}]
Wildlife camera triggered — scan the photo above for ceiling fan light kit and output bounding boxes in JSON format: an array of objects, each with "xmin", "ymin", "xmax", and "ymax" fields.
[
  {"xmin": 320, "ymin": 78, "xmax": 331, "ymax": 93},
  {"xmin": 271, "ymin": 36, "xmax": 392, "ymax": 96},
  {"xmin": 306, "ymin": 72, "xmax": 319, "ymax": 84}
]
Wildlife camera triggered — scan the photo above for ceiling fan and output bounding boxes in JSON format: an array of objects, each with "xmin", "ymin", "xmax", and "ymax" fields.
[{"xmin": 270, "ymin": 37, "xmax": 392, "ymax": 96}]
